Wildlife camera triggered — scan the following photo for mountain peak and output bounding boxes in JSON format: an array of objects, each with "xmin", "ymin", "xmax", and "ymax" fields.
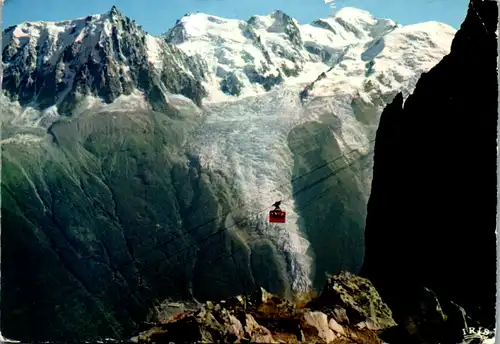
[
  {"xmin": 332, "ymin": 7, "xmax": 374, "ymax": 20},
  {"xmin": 105, "ymin": 4, "xmax": 124, "ymax": 21},
  {"xmin": 1, "ymin": 2, "xmax": 207, "ymax": 116},
  {"xmin": 109, "ymin": 5, "xmax": 121, "ymax": 15},
  {"xmin": 270, "ymin": 9, "xmax": 293, "ymax": 20},
  {"xmin": 310, "ymin": 7, "xmax": 397, "ymax": 40}
]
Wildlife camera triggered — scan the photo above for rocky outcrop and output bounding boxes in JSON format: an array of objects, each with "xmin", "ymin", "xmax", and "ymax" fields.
[
  {"xmin": 308, "ymin": 272, "xmax": 396, "ymax": 331},
  {"xmin": 360, "ymin": 0, "xmax": 497, "ymax": 342},
  {"xmin": 135, "ymin": 272, "xmax": 395, "ymax": 344}
]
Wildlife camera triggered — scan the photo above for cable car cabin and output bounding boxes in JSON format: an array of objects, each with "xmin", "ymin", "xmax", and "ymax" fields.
[{"xmin": 269, "ymin": 209, "xmax": 286, "ymax": 223}]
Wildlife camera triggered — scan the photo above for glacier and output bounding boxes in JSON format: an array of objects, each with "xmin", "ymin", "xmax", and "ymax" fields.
[{"xmin": 171, "ymin": 8, "xmax": 456, "ymax": 293}]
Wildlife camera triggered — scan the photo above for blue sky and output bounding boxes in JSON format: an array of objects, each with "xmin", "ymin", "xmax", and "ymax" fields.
[{"xmin": 3, "ymin": 0, "xmax": 469, "ymax": 35}]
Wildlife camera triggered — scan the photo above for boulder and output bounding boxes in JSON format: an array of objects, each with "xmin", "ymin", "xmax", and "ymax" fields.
[
  {"xmin": 301, "ymin": 311, "xmax": 337, "ymax": 343},
  {"xmin": 328, "ymin": 318, "xmax": 346, "ymax": 337},
  {"xmin": 244, "ymin": 313, "xmax": 278, "ymax": 343},
  {"xmin": 331, "ymin": 306, "xmax": 350, "ymax": 325},
  {"xmin": 310, "ymin": 271, "xmax": 396, "ymax": 330}
]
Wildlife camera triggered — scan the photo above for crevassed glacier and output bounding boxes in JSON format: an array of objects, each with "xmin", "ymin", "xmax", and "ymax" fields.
[{"xmin": 193, "ymin": 87, "xmax": 315, "ymax": 292}]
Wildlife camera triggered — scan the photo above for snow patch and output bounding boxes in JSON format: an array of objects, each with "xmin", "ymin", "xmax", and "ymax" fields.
[
  {"xmin": 0, "ymin": 134, "xmax": 44, "ymax": 145},
  {"xmin": 145, "ymin": 35, "xmax": 164, "ymax": 70}
]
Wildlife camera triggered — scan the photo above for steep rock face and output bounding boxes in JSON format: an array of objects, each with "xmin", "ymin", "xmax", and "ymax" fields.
[
  {"xmin": 287, "ymin": 122, "xmax": 371, "ymax": 289},
  {"xmin": 360, "ymin": 0, "xmax": 497, "ymax": 334}
]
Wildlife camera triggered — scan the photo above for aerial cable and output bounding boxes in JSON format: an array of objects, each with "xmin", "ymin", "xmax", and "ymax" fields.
[
  {"xmin": 155, "ymin": 138, "xmax": 375, "ymax": 244},
  {"xmin": 21, "ymin": 148, "xmax": 374, "ymax": 317}
]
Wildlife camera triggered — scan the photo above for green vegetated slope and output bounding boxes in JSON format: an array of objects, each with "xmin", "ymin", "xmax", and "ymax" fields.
[{"xmin": 1, "ymin": 105, "xmax": 261, "ymax": 340}]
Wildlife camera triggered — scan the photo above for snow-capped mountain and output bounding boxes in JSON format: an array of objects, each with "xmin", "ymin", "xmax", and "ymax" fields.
[
  {"xmin": 1, "ymin": 6, "xmax": 457, "ymax": 340},
  {"xmin": 2, "ymin": 6, "xmax": 206, "ymax": 122},
  {"xmin": 2, "ymin": 6, "xmax": 456, "ymax": 117},
  {"xmin": 164, "ymin": 8, "xmax": 454, "ymax": 102}
]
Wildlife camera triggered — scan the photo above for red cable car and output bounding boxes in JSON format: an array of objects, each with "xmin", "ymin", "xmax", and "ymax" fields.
[{"xmin": 269, "ymin": 201, "xmax": 286, "ymax": 223}]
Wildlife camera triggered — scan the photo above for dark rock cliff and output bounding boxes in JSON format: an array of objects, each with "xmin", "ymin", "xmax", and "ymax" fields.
[{"xmin": 360, "ymin": 0, "xmax": 497, "ymax": 337}]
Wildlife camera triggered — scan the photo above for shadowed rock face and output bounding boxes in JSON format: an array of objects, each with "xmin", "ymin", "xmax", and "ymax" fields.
[{"xmin": 360, "ymin": 0, "xmax": 497, "ymax": 331}]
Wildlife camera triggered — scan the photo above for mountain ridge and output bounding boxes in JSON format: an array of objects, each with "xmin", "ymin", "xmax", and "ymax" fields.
[{"xmin": 2, "ymin": 5, "xmax": 456, "ymax": 111}]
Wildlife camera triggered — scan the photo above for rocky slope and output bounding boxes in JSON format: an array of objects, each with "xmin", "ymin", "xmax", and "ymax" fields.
[
  {"xmin": 1, "ymin": 5, "xmax": 456, "ymax": 342},
  {"xmin": 134, "ymin": 271, "xmax": 496, "ymax": 344},
  {"xmin": 134, "ymin": 272, "xmax": 397, "ymax": 344},
  {"xmin": 360, "ymin": 0, "xmax": 498, "ymax": 343}
]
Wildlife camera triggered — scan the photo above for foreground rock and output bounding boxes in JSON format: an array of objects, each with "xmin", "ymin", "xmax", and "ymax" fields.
[
  {"xmin": 307, "ymin": 272, "xmax": 396, "ymax": 331},
  {"xmin": 135, "ymin": 272, "xmax": 395, "ymax": 343}
]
